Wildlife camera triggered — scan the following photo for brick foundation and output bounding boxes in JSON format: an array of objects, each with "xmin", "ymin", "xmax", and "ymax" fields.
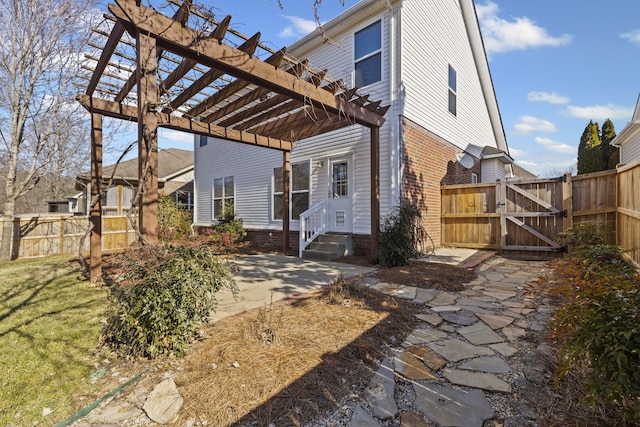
[
  {"xmin": 245, "ymin": 229, "xmax": 374, "ymax": 258},
  {"xmin": 401, "ymin": 117, "xmax": 481, "ymax": 246}
]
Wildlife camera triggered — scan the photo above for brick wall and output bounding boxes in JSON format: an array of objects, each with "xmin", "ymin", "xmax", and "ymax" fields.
[
  {"xmin": 401, "ymin": 117, "xmax": 481, "ymax": 246},
  {"xmin": 245, "ymin": 229, "xmax": 300, "ymax": 255}
]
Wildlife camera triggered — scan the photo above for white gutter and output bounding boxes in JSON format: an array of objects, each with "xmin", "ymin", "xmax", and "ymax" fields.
[{"xmin": 459, "ymin": 0, "xmax": 509, "ymax": 154}]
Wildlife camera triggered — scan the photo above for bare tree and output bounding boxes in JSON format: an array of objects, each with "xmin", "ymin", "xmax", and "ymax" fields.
[{"xmin": 0, "ymin": 0, "xmax": 96, "ymax": 259}]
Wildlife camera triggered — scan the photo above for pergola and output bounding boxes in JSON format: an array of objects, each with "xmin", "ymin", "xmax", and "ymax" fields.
[{"xmin": 80, "ymin": 0, "xmax": 387, "ymax": 282}]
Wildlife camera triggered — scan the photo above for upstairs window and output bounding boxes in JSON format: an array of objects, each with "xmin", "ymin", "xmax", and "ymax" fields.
[
  {"xmin": 354, "ymin": 20, "xmax": 382, "ymax": 88},
  {"xmin": 448, "ymin": 64, "xmax": 457, "ymax": 116}
]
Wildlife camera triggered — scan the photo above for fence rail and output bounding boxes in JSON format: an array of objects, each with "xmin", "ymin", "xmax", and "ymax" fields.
[
  {"xmin": 442, "ymin": 162, "xmax": 640, "ymax": 266},
  {"xmin": 0, "ymin": 215, "xmax": 137, "ymax": 259}
]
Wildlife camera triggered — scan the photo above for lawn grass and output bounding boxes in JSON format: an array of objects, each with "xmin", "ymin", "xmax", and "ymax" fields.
[{"xmin": 0, "ymin": 256, "xmax": 108, "ymax": 426}]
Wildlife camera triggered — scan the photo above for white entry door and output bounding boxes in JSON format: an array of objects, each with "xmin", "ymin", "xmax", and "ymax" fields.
[{"xmin": 328, "ymin": 158, "xmax": 353, "ymax": 232}]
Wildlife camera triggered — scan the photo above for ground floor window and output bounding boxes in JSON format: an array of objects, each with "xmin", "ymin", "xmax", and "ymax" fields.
[
  {"xmin": 174, "ymin": 190, "xmax": 194, "ymax": 210},
  {"xmin": 213, "ymin": 176, "xmax": 234, "ymax": 220},
  {"xmin": 273, "ymin": 161, "xmax": 310, "ymax": 220}
]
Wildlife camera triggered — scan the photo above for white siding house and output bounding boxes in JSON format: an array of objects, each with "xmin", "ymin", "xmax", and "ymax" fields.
[
  {"xmin": 612, "ymin": 93, "xmax": 640, "ymax": 166},
  {"xmin": 194, "ymin": 0, "xmax": 508, "ymax": 254}
]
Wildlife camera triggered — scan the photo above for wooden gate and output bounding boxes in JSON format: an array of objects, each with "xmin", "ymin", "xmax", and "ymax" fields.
[
  {"xmin": 441, "ymin": 175, "xmax": 572, "ymax": 252},
  {"xmin": 498, "ymin": 177, "xmax": 569, "ymax": 252}
]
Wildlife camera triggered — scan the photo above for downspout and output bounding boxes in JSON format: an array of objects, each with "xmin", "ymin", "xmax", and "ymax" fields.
[{"xmin": 387, "ymin": 0, "xmax": 402, "ymax": 211}]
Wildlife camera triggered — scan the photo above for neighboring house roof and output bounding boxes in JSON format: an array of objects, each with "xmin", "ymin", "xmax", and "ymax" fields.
[
  {"xmin": 77, "ymin": 148, "xmax": 194, "ymax": 184},
  {"xmin": 611, "ymin": 93, "xmax": 640, "ymax": 151},
  {"xmin": 510, "ymin": 163, "xmax": 538, "ymax": 180},
  {"xmin": 287, "ymin": 0, "xmax": 508, "ymax": 155}
]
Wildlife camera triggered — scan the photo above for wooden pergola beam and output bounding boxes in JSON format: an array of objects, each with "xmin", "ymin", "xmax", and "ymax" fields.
[
  {"xmin": 191, "ymin": 52, "xmax": 294, "ymax": 121},
  {"xmin": 77, "ymin": 95, "xmax": 294, "ymax": 151},
  {"xmin": 109, "ymin": 0, "xmax": 385, "ymax": 128},
  {"xmin": 165, "ymin": 32, "xmax": 262, "ymax": 114},
  {"xmin": 221, "ymin": 70, "xmax": 328, "ymax": 129},
  {"xmin": 86, "ymin": 22, "xmax": 125, "ymax": 96},
  {"xmin": 115, "ymin": 0, "xmax": 193, "ymax": 103},
  {"xmin": 232, "ymin": 99, "xmax": 304, "ymax": 131},
  {"xmin": 159, "ymin": 15, "xmax": 232, "ymax": 97}
]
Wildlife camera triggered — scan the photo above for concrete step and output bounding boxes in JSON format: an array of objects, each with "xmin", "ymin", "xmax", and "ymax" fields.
[
  {"xmin": 302, "ymin": 248, "xmax": 342, "ymax": 261},
  {"xmin": 301, "ymin": 234, "xmax": 353, "ymax": 261}
]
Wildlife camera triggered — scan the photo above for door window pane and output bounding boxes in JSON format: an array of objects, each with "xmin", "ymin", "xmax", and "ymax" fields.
[{"xmin": 332, "ymin": 162, "xmax": 348, "ymax": 197}]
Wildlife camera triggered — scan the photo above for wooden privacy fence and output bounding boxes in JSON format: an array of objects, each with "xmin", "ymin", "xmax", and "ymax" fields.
[
  {"xmin": 442, "ymin": 161, "xmax": 640, "ymax": 266},
  {"xmin": 0, "ymin": 215, "xmax": 137, "ymax": 260}
]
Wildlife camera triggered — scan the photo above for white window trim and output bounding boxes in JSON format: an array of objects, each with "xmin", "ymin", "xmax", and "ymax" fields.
[
  {"xmin": 272, "ymin": 160, "xmax": 311, "ymax": 222},
  {"xmin": 353, "ymin": 19, "xmax": 383, "ymax": 89},
  {"xmin": 448, "ymin": 64, "xmax": 457, "ymax": 116},
  {"xmin": 212, "ymin": 175, "xmax": 234, "ymax": 221}
]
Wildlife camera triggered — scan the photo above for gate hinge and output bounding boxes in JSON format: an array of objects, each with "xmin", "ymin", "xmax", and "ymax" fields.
[
  {"xmin": 553, "ymin": 175, "xmax": 567, "ymax": 182},
  {"xmin": 554, "ymin": 245, "xmax": 568, "ymax": 253},
  {"xmin": 551, "ymin": 209, "xmax": 567, "ymax": 217}
]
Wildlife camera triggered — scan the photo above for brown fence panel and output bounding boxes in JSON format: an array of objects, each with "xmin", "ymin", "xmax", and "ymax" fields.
[
  {"xmin": 442, "ymin": 167, "xmax": 638, "ymax": 263},
  {"xmin": 617, "ymin": 161, "xmax": 640, "ymax": 267},
  {"xmin": 441, "ymin": 183, "xmax": 500, "ymax": 249},
  {"xmin": 572, "ymin": 170, "xmax": 617, "ymax": 244},
  {"xmin": 0, "ymin": 215, "xmax": 137, "ymax": 260}
]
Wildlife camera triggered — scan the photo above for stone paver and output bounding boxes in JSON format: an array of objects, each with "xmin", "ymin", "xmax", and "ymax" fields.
[
  {"xmin": 413, "ymin": 288, "xmax": 439, "ymax": 304},
  {"xmin": 405, "ymin": 328, "xmax": 449, "ymax": 345},
  {"xmin": 364, "ymin": 358, "xmax": 398, "ymax": 420},
  {"xmin": 413, "ymin": 383, "xmax": 494, "ymax": 427},
  {"xmin": 503, "ymin": 326, "xmax": 527, "ymax": 342},
  {"xmin": 395, "ymin": 348, "xmax": 437, "ymax": 381},
  {"xmin": 349, "ymin": 406, "xmax": 380, "ymax": 427},
  {"xmin": 490, "ymin": 342, "xmax": 519, "ymax": 357},
  {"xmin": 439, "ymin": 310, "xmax": 478, "ymax": 326},
  {"xmin": 414, "ymin": 313, "xmax": 442, "ymax": 326},
  {"xmin": 476, "ymin": 313, "xmax": 515, "ymax": 330},
  {"xmin": 427, "ymin": 292, "xmax": 457, "ymax": 307},
  {"xmin": 457, "ymin": 322, "xmax": 505, "ymax": 345},
  {"xmin": 427, "ymin": 338, "xmax": 495, "ymax": 362},
  {"xmin": 142, "ymin": 378, "xmax": 183, "ymax": 424},
  {"xmin": 443, "ymin": 368, "xmax": 512, "ymax": 393},
  {"xmin": 459, "ymin": 356, "xmax": 511, "ymax": 373}
]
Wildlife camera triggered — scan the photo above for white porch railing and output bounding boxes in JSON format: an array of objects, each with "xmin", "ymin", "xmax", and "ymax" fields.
[{"xmin": 299, "ymin": 200, "xmax": 328, "ymax": 257}]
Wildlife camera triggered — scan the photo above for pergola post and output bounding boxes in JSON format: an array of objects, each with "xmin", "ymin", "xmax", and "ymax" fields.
[
  {"xmin": 282, "ymin": 151, "xmax": 291, "ymax": 254},
  {"xmin": 90, "ymin": 112, "xmax": 103, "ymax": 282},
  {"xmin": 370, "ymin": 126, "xmax": 380, "ymax": 259},
  {"xmin": 136, "ymin": 32, "xmax": 159, "ymax": 245}
]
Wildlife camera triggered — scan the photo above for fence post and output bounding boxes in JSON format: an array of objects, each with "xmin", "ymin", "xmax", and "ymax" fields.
[
  {"xmin": 562, "ymin": 173, "xmax": 572, "ymax": 233},
  {"xmin": 498, "ymin": 179, "xmax": 507, "ymax": 249}
]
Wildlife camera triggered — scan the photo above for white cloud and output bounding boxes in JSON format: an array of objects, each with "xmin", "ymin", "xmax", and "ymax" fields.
[
  {"xmin": 513, "ymin": 116, "xmax": 558, "ymax": 135},
  {"xmin": 476, "ymin": 1, "xmax": 572, "ymax": 54},
  {"xmin": 527, "ymin": 91, "xmax": 570, "ymax": 105},
  {"xmin": 566, "ymin": 104, "xmax": 634, "ymax": 120},
  {"xmin": 508, "ymin": 147, "xmax": 528, "ymax": 158},
  {"xmin": 279, "ymin": 15, "xmax": 317, "ymax": 38},
  {"xmin": 159, "ymin": 129, "xmax": 193, "ymax": 144},
  {"xmin": 534, "ymin": 137, "xmax": 575, "ymax": 154},
  {"xmin": 621, "ymin": 29, "xmax": 640, "ymax": 46}
]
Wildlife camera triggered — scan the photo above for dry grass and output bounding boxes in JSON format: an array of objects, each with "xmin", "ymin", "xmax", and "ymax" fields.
[
  {"xmin": 367, "ymin": 260, "xmax": 477, "ymax": 291},
  {"xmin": 173, "ymin": 277, "xmax": 418, "ymax": 426}
]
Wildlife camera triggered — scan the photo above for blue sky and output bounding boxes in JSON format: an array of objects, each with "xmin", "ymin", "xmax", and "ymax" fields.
[{"xmin": 129, "ymin": 0, "xmax": 640, "ymax": 177}]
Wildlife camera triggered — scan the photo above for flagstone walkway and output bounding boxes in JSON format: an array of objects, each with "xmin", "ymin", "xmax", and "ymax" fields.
[{"xmin": 342, "ymin": 256, "xmax": 553, "ymax": 427}]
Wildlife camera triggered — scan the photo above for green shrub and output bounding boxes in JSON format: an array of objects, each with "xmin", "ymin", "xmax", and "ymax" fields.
[
  {"xmin": 542, "ymin": 222, "xmax": 640, "ymax": 420},
  {"xmin": 377, "ymin": 202, "xmax": 421, "ymax": 267},
  {"xmin": 158, "ymin": 194, "xmax": 192, "ymax": 241},
  {"xmin": 102, "ymin": 244, "xmax": 237, "ymax": 358},
  {"xmin": 210, "ymin": 204, "xmax": 246, "ymax": 249}
]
